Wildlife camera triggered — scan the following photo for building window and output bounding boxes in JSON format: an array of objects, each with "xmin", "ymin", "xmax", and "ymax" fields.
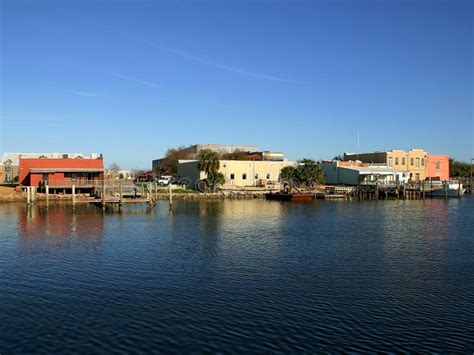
[
  {"xmin": 415, "ymin": 173, "xmax": 420, "ymax": 182},
  {"xmin": 436, "ymin": 161, "xmax": 440, "ymax": 170},
  {"xmin": 267, "ymin": 173, "xmax": 271, "ymax": 180},
  {"xmin": 402, "ymin": 157, "xmax": 405, "ymax": 165},
  {"xmin": 5, "ymin": 165, "xmax": 11, "ymax": 172},
  {"xmin": 242, "ymin": 173, "xmax": 247, "ymax": 180},
  {"xmin": 255, "ymin": 173, "xmax": 259, "ymax": 180},
  {"xmin": 416, "ymin": 158, "xmax": 420, "ymax": 167},
  {"xmin": 421, "ymin": 158, "xmax": 424, "ymax": 166},
  {"xmin": 395, "ymin": 157, "xmax": 399, "ymax": 165},
  {"xmin": 410, "ymin": 158, "xmax": 414, "ymax": 166},
  {"xmin": 72, "ymin": 173, "xmax": 77, "ymax": 182},
  {"xmin": 388, "ymin": 157, "xmax": 392, "ymax": 167},
  {"xmin": 230, "ymin": 173, "xmax": 235, "ymax": 180}
]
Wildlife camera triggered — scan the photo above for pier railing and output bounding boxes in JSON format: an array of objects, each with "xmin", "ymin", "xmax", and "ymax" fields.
[
  {"xmin": 41, "ymin": 180, "xmax": 99, "ymax": 188},
  {"xmin": 40, "ymin": 180, "xmax": 140, "ymax": 189}
]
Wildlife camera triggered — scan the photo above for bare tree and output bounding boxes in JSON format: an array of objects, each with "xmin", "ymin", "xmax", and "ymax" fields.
[{"xmin": 108, "ymin": 162, "xmax": 121, "ymax": 180}]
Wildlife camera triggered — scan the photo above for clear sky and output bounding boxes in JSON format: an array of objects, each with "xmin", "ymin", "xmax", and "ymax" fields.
[{"xmin": 1, "ymin": 0, "xmax": 472, "ymax": 169}]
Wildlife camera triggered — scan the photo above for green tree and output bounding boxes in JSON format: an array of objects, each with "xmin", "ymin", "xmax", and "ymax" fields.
[
  {"xmin": 197, "ymin": 149, "xmax": 220, "ymax": 175},
  {"xmin": 450, "ymin": 159, "xmax": 471, "ymax": 178},
  {"xmin": 297, "ymin": 159, "xmax": 325, "ymax": 187},
  {"xmin": 280, "ymin": 166, "xmax": 297, "ymax": 181},
  {"xmin": 197, "ymin": 149, "xmax": 223, "ymax": 191},
  {"xmin": 221, "ymin": 150, "xmax": 249, "ymax": 160},
  {"xmin": 163, "ymin": 146, "xmax": 192, "ymax": 175},
  {"xmin": 207, "ymin": 172, "xmax": 226, "ymax": 192}
]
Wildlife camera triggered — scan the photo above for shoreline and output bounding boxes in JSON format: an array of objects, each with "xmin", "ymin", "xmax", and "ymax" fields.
[{"xmin": 0, "ymin": 191, "xmax": 269, "ymax": 203}]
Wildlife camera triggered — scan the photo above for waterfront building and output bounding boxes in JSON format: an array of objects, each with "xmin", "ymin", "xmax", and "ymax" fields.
[
  {"xmin": 426, "ymin": 154, "xmax": 450, "ymax": 181},
  {"xmin": 177, "ymin": 159, "xmax": 295, "ymax": 189},
  {"xmin": 18, "ymin": 155, "xmax": 104, "ymax": 192},
  {"xmin": 152, "ymin": 144, "xmax": 259, "ymax": 174},
  {"xmin": 320, "ymin": 160, "xmax": 409, "ymax": 186},
  {"xmin": 343, "ymin": 149, "xmax": 428, "ymax": 181},
  {"xmin": 1, "ymin": 152, "xmax": 98, "ymax": 184}
]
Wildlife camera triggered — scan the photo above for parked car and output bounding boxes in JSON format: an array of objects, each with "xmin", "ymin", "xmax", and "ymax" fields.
[
  {"xmin": 169, "ymin": 177, "xmax": 182, "ymax": 185},
  {"xmin": 157, "ymin": 175, "xmax": 173, "ymax": 186}
]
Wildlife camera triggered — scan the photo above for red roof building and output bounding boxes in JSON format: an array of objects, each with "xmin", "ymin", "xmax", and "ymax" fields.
[{"xmin": 19, "ymin": 156, "xmax": 104, "ymax": 190}]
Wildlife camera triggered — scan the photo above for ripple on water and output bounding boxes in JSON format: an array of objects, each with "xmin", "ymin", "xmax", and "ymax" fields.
[{"xmin": 0, "ymin": 199, "xmax": 473, "ymax": 352}]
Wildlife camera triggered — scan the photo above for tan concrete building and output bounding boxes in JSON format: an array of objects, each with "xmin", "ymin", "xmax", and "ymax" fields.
[
  {"xmin": 344, "ymin": 149, "xmax": 428, "ymax": 181},
  {"xmin": 152, "ymin": 144, "xmax": 260, "ymax": 174},
  {"xmin": 177, "ymin": 159, "xmax": 295, "ymax": 189}
]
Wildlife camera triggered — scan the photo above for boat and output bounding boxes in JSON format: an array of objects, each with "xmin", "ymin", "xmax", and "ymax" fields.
[
  {"xmin": 265, "ymin": 192, "xmax": 315, "ymax": 201},
  {"xmin": 431, "ymin": 181, "xmax": 466, "ymax": 198}
]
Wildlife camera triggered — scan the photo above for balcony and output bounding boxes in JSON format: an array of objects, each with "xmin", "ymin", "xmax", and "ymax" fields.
[{"xmin": 40, "ymin": 179, "xmax": 99, "ymax": 188}]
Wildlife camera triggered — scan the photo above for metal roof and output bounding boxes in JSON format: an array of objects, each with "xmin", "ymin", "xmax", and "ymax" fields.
[
  {"xmin": 30, "ymin": 168, "xmax": 104, "ymax": 173},
  {"xmin": 1, "ymin": 152, "xmax": 91, "ymax": 165},
  {"xmin": 342, "ymin": 166, "xmax": 405, "ymax": 174}
]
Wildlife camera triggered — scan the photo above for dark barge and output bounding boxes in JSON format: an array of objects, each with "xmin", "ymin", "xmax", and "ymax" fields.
[{"xmin": 265, "ymin": 192, "xmax": 315, "ymax": 202}]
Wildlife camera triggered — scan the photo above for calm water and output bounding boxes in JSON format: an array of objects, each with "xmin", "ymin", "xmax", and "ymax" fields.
[{"xmin": 0, "ymin": 198, "xmax": 473, "ymax": 353}]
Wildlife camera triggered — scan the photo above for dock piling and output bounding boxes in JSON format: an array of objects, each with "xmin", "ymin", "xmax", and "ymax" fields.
[{"xmin": 169, "ymin": 183, "xmax": 173, "ymax": 207}]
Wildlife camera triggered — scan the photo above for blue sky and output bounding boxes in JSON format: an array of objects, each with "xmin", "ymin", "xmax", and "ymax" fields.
[{"xmin": 1, "ymin": 0, "xmax": 472, "ymax": 169}]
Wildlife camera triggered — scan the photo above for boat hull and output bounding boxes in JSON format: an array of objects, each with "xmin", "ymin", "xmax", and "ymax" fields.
[
  {"xmin": 265, "ymin": 193, "xmax": 315, "ymax": 201},
  {"xmin": 431, "ymin": 188, "xmax": 466, "ymax": 198}
]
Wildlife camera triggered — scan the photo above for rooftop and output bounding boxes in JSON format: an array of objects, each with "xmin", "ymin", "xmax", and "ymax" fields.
[
  {"xmin": 2, "ymin": 152, "xmax": 99, "ymax": 165},
  {"xmin": 343, "ymin": 166, "xmax": 405, "ymax": 174}
]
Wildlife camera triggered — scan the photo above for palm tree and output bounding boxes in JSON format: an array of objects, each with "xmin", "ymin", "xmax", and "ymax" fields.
[
  {"xmin": 297, "ymin": 159, "xmax": 325, "ymax": 188},
  {"xmin": 197, "ymin": 149, "xmax": 220, "ymax": 175},
  {"xmin": 281, "ymin": 166, "xmax": 297, "ymax": 181},
  {"xmin": 197, "ymin": 149, "xmax": 223, "ymax": 191}
]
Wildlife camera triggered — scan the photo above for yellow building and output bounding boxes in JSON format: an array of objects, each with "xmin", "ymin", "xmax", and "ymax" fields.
[
  {"xmin": 177, "ymin": 159, "xmax": 295, "ymax": 189},
  {"xmin": 344, "ymin": 149, "xmax": 428, "ymax": 181}
]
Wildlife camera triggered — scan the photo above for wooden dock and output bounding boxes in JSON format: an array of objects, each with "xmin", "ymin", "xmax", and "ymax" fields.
[
  {"xmin": 323, "ymin": 181, "xmax": 466, "ymax": 200},
  {"xmin": 25, "ymin": 180, "xmax": 173, "ymax": 211}
]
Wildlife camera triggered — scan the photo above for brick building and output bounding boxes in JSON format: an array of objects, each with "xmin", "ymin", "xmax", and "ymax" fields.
[{"xmin": 19, "ymin": 155, "xmax": 104, "ymax": 192}]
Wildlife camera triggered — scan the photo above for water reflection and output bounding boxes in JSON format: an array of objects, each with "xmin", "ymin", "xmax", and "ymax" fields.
[
  {"xmin": 15, "ymin": 203, "xmax": 106, "ymax": 265},
  {"xmin": 18, "ymin": 203, "xmax": 105, "ymax": 239},
  {"xmin": 0, "ymin": 198, "xmax": 472, "ymax": 353}
]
